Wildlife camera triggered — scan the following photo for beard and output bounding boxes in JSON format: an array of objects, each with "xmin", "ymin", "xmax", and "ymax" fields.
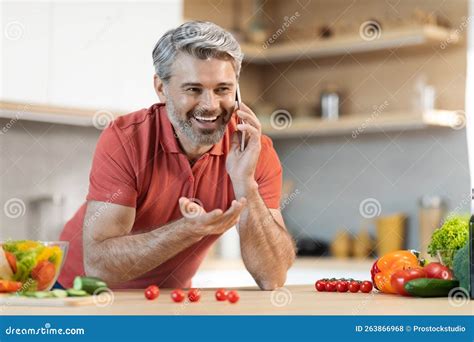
[{"xmin": 166, "ymin": 99, "xmax": 233, "ymax": 146}]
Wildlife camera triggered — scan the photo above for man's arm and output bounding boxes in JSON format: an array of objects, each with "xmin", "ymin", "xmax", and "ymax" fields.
[
  {"xmin": 226, "ymin": 102, "xmax": 296, "ymax": 291},
  {"xmin": 235, "ymin": 182, "xmax": 296, "ymax": 290},
  {"xmin": 83, "ymin": 198, "xmax": 246, "ymax": 285}
]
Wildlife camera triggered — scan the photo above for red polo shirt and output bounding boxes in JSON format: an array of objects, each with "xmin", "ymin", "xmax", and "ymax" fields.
[{"xmin": 58, "ymin": 103, "xmax": 282, "ymax": 289}]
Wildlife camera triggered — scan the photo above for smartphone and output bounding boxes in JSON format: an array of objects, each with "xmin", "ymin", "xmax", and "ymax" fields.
[{"xmin": 235, "ymin": 84, "xmax": 245, "ymax": 152}]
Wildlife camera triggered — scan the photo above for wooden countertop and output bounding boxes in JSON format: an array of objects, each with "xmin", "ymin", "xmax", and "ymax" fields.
[{"xmin": 2, "ymin": 285, "xmax": 472, "ymax": 316}]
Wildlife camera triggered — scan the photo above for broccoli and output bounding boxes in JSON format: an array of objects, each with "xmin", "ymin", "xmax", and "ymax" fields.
[{"xmin": 453, "ymin": 242, "xmax": 469, "ymax": 291}]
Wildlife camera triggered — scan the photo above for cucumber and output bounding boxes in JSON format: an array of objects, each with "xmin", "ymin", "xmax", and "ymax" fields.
[
  {"xmin": 66, "ymin": 289, "xmax": 89, "ymax": 297},
  {"xmin": 24, "ymin": 291, "xmax": 53, "ymax": 298},
  {"xmin": 51, "ymin": 289, "xmax": 68, "ymax": 298},
  {"xmin": 73, "ymin": 276, "xmax": 108, "ymax": 295},
  {"xmin": 404, "ymin": 278, "xmax": 459, "ymax": 297}
]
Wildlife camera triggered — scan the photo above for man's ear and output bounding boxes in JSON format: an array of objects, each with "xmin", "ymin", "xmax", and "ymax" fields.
[{"xmin": 153, "ymin": 74, "xmax": 167, "ymax": 103}]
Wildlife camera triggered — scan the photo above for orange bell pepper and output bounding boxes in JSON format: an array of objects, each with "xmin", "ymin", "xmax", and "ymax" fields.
[{"xmin": 371, "ymin": 250, "xmax": 422, "ymax": 294}]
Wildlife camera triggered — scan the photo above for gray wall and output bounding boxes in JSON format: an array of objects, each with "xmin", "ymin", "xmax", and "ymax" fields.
[
  {"xmin": 274, "ymin": 127, "xmax": 470, "ymax": 250},
  {"xmin": 0, "ymin": 119, "xmax": 100, "ymax": 240}
]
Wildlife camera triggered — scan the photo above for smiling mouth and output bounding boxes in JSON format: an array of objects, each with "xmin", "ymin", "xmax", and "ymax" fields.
[{"xmin": 193, "ymin": 114, "xmax": 220, "ymax": 123}]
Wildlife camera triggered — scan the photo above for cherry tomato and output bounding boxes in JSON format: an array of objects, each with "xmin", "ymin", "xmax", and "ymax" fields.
[
  {"xmin": 31, "ymin": 260, "xmax": 56, "ymax": 290},
  {"xmin": 4, "ymin": 252, "xmax": 17, "ymax": 274},
  {"xmin": 360, "ymin": 281, "xmax": 373, "ymax": 293},
  {"xmin": 336, "ymin": 281, "xmax": 348, "ymax": 292},
  {"xmin": 188, "ymin": 288, "xmax": 201, "ymax": 302},
  {"xmin": 0, "ymin": 280, "xmax": 22, "ymax": 293},
  {"xmin": 325, "ymin": 281, "xmax": 337, "ymax": 292},
  {"xmin": 215, "ymin": 288, "xmax": 227, "ymax": 301},
  {"xmin": 227, "ymin": 290, "xmax": 239, "ymax": 303},
  {"xmin": 315, "ymin": 280, "xmax": 326, "ymax": 292},
  {"xmin": 171, "ymin": 289, "xmax": 185, "ymax": 303},
  {"xmin": 390, "ymin": 268, "xmax": 426, "ymax": 296},
  {"xmin": 348, "ymin": 281, "xmax": 360, "ymax": 293},
  {"xmin": 423, "ymin": 262, "xmax": 454, "ymax": 280},
  {"xmin": 144, "ymin": 285, "xmax": 160, "ymax": 300}
]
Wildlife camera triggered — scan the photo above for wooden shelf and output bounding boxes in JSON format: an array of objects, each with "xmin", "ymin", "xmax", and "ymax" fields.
[
  {"xmin": 261, "ymin": 110, "xmax": 463, "ymax": 139},
  {"xmin": 0, "ymin": 101, "xmax": 122, "ymax": 127},
  {"xmin": 242, "ymin": 25, "xmax": 459, "ymax": 64}
]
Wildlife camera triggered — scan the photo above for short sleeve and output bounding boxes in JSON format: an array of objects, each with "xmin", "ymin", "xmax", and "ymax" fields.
[
  {"xmin": 254, "ymin": 136, "xmax": 282, "ymax": 209},
  {"xmin": 86, "ymin": 125, "xmax": 138, "ymax": 207}
]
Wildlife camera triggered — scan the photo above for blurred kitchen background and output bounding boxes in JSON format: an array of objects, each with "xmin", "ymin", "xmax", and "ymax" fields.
[{"xmin": 1, "ymin": 0, "xmax": 472, "ymax": 286}]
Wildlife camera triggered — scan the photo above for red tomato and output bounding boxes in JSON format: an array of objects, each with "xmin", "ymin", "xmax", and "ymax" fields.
[
  {"xmin": 390, "ymin": 268, "xmax": 426, "ymax": 296},
  {"xmin": 4, "ymin": 252, "xmax": 17, "ymax": 274},
  {"xmin": 370, "ymin": 260, "xmax": 380, "ymax": 288},
  {"xmin": 144, "ymin": 285, "xmax": 160, "ymax": 300},
  {"xmin": 171, "ymin": 289, "xmax": 185, "ymax": 303},
  {"xmin": 188, "ymin": 288, "xmax": 201, "ymax": 302},
  {"xmin": 348, "ymin": 281, "xmax": 360, "ymax": 293},
  {"xmin": 31, "ymin": 261, "xmax": 56, "ymax": 290},
  {"xmin": 0, "ymin": 280, "xmax": 22, "ymax": 293},
  {"xmin": 336, "ymin": 281, "xmax": 348, "ymax": 292},
  {"xmin": 423, "ymin": 262, "xmax": 454, "ymax": 280},
  {"xmin": 360, "ymin": 281, "xmax": 373, "ymax": 293},
  {"xmin": 227, "ymin": 290, "xmax": 239, "ymax": 303},
  {"xmin": 315, "ymin": 280, "xmax": 326, "ymax": 292},
  {"xmin": 215, "ymin": 289, "xmax": 227, "ymax": 301},
  {"xmin": 325, "ymin": 281, "xmax": 337, "ymax": 292}
]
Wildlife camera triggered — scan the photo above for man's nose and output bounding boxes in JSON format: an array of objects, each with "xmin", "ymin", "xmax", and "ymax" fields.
[{"xmin": 201, "ymin": 91, "xmax": 220, "ymax": 111}]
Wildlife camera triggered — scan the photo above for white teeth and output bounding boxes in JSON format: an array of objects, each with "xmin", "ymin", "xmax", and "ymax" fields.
[{"xmin": 194, "ymin": 116, "xmax": 218, "ymax": 121}]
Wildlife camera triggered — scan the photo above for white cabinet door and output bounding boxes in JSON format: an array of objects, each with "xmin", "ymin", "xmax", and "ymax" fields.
[
  {"xmin": 1, "ymin": 2, "xmax": 51, "ymax": 104},
  {"xmin": 2, "ymin": 1, "xmax": 183, "ymax": 111}
]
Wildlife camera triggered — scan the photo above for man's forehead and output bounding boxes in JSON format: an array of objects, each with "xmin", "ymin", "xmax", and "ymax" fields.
[{"xmin": 171, "ymin": 53, "xmax": 237, "ymax": 85}]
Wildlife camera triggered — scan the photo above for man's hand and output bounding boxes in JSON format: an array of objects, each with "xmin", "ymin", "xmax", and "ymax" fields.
[
  {"xmin": 178, "ymin": 197, "xmax": 247, "ymax": 237},
  {"xmin": 226, "ymin": 102, "xmax": 262, "ymax": 196}
]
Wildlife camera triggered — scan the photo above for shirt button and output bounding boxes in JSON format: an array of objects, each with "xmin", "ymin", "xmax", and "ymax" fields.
[{"xmin": 188, "ymin": 176, "xmax": 193, "ymax": 182}]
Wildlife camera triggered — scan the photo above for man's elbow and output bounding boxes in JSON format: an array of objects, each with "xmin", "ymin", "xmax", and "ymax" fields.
[{"xmin": 256, "ymin": 272, "xmax": 287, "ymax": 291}]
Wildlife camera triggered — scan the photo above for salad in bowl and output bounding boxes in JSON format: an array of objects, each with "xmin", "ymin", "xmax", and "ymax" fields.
[{"xmin": 0, "ymin": 240, "xmax": 68, "ymax": 293}]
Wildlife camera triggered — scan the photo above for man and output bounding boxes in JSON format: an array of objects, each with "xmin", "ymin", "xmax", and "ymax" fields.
[{"xmin": 59, "ymin": 21, "xmax": 296, "ymax": 290}]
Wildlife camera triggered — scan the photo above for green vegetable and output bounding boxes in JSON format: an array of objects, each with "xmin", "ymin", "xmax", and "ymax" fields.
[
  {"xmin": 453, "ymin": 242, "xmax": 469, "ymax": 291},
  {"xmin": 66, "ymin": 289, "xmax": 89, "ymax": 297},
  {"xmin": 427, "ymin": 215, "xmax": 469, "ymax": 267},
  {"xmin": 23, "ymin": 291, "xmax": 53, "ymax": 299},
  {"xmin": 51, "ymin": 289, "xmax": 68, "ymax": 298},
  {"xmin": 73, "ymin": 276, "xmax": 108, "ymax": 295},
  {"xmin": 404, "ymin": 278, "xmax": 459, "ymax": 297}
]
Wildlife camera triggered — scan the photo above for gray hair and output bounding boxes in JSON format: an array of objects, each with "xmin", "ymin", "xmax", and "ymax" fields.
[{"xmin": 152, "ymin": 21, "xmax": 244, "ymax": 83}]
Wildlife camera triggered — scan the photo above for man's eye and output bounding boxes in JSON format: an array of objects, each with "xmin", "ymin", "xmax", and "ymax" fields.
[
  {"xmin": 186, "ymin": 88, "xmax": 201, "ymax": 93},
  {"xmin": 216, "ymin": 87, "xmax": 230, "ymax": 94}
]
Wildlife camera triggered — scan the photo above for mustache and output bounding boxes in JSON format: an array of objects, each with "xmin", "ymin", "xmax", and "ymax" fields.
[{"xmin": 187, "ymin": 107, "xmax": 232, "ymax": 119}]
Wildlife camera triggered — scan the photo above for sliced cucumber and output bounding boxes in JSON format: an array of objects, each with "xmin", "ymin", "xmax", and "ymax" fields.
[
  {"xmin": 24, "ymin": 291, "xmax": 53, "ymax": 298},
  {"xmin": 66, "ymin": 289, "xmax": 89, "ymax": 297},
  {"xmin": 51, "ymin": 289, "xmax": 68, "ymax": 298},
  {"xmin": 73, "ymin": 276, "xmax": 108, "ymax": 295}
]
